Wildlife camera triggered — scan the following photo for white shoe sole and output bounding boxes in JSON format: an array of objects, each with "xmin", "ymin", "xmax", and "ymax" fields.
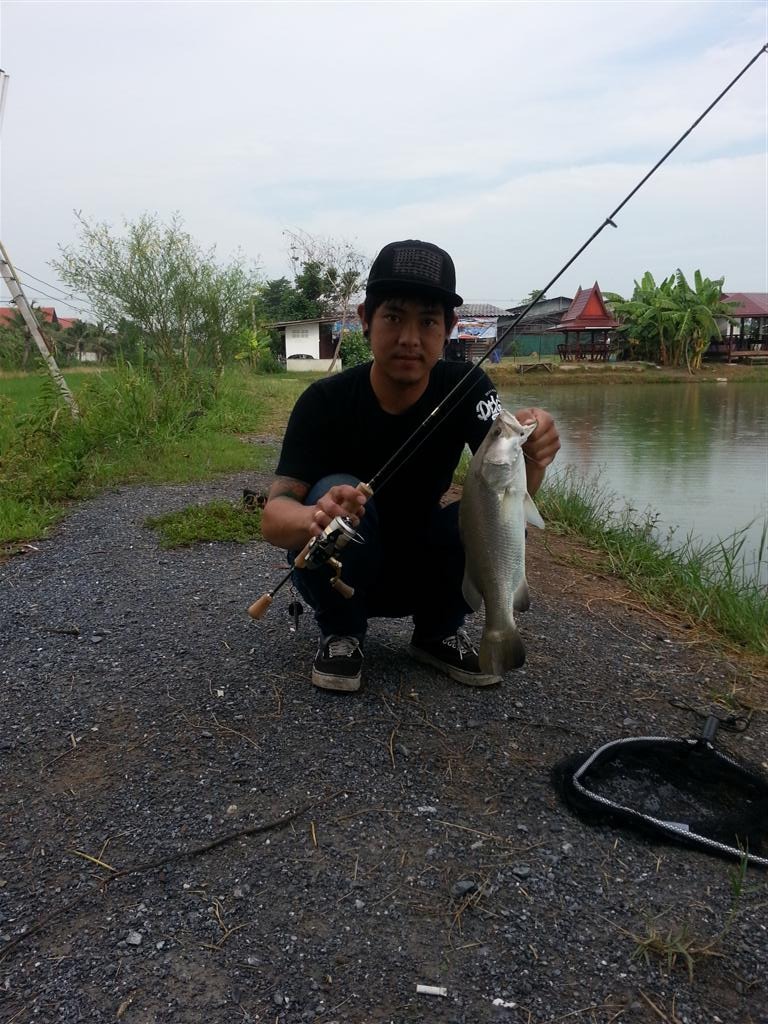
[
  {"xmin": 408, "ymin": 645, "xmax": 501, "ymax": 687},
  {"xmin": 312, "ymin": 667, "xmax": 361, "ymax": 692}
]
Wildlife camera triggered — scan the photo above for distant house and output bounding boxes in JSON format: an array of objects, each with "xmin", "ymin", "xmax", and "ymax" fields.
[
  {"xmin": 497, "ymin": 297, "xmax": 572, "ymax": 358},
  {"xmin": 0, "ymin": 304, "xmax": 64, "ymax": 329},
  {"xmin": 0, "ymin": 305, "xmax": 74, "ymax": 330},
  {"xmin": 269, "ymin": 314, "xmax": 362, "ymax": 372},
  {"xmin": 0, "ymin": 305, "xmax": 102, "ymax": 362},
  {"xmin": 444, "ymin": 303, "xmax": 505, "ymax": 363}
]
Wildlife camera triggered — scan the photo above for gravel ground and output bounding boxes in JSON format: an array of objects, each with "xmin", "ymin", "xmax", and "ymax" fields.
[{"xmin": 1, "ymin": 471, "xmax": 766, "ymax": 1024}]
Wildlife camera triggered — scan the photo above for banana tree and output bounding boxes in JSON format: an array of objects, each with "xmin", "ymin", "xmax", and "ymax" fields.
[
  {"xmin": 673, "ymin": 270, "xmax": 737, "ymax": 372},
  {"xmin": 606, "ymin": 272, "xmax": 680, "ymax": 364}
]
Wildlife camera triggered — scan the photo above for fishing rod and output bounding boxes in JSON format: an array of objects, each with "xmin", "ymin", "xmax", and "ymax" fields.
[
  {"xmin": 367, "ymin": 41, "xmax": 768, "ymax": 495},
  {"xmin": 248, "ymin": 42, "xmax": 767, "ymax": 620}
]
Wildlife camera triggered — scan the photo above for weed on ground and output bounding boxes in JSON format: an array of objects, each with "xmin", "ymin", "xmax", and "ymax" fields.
[{"xmin": 145, "ymin": 500, "xmax": 262, "ymax": 548}]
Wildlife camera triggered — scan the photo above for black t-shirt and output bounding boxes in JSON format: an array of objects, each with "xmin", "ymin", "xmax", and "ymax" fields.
[{"xmin": 275, "ymin": 360, "xmax": 500, "ymax": 542}]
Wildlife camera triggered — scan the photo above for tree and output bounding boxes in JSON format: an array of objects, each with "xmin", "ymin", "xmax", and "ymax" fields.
[
  {"xmin": 607, "ymin": 270, "xmax": 735, "ymax": 371},
  {"xmin": 255, "ymin": 275, "xmax": 319, "ymax": 323},
  {"xmin": 283, "ymin": 229, "xmax": 368, "ymax": 319},
  {"xmin": 53, "ymin": 212, "xmax": 259, "ymax": 369},
  {"xmin": 673, "ymin": 270, "xmax": 736, "ymax": 372},
  {"xmin": 282, "ymin": 229, "xmax": 368, "ymax": 370},
  {"xmin": 606, "ymin": 272, "xmax": 680, "ymax": 365}
]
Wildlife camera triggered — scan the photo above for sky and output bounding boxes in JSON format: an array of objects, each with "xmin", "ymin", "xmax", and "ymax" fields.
[{"xmin": 0, "ymin": 0, "xmax": 766, "ymax": 317}]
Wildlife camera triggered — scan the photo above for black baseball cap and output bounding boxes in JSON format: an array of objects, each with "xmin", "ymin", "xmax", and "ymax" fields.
[{"xmin": 365, "ymin": 240, "xmax": 463, "ymax": 307}]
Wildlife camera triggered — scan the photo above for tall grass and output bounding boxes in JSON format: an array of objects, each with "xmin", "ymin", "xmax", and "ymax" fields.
[
  {"xmin": 0, "ymin": 363, "xmax": 278, "ymax": 544},
  {"xmin": 537, "ymin": 468, "xmax": 768, "ymax": 656}
]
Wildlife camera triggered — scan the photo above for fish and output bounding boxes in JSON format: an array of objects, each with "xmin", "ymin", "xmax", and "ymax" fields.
[{"xmin": 459, "ymin": 409, "xmax": 545, "ymax": 674}]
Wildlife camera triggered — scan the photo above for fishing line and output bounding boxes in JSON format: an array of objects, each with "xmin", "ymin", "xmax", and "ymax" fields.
[{"xmin": 367, "ymin": 42, "xmax": 768, "ymax": 496}]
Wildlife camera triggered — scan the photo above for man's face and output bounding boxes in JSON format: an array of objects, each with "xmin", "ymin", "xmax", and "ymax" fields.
[{"xmin": 360, "ymin": 297, "xmax": 456, "ymax": 387}]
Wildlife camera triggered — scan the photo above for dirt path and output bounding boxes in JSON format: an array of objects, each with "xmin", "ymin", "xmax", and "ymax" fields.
[{"xmin": 1, "ymin": 472, "xmax": 766, "ymax": 1024}]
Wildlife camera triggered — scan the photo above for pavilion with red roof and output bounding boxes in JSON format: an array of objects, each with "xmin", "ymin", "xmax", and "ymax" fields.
[
  {"xmin": 718, "ymin": 293, "xmax": 768, "ymax": 361},
  {"xmin": 550, "ymin": 282, "xmax": 619, "ymax": 361}
]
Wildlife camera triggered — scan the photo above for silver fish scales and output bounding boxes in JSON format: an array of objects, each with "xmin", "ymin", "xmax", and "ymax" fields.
[{"xmin": 459, "ymin": 410, "xmax": 545, "ymax": 675}]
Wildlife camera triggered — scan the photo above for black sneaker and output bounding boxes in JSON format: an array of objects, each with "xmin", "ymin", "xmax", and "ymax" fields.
[
  {"xmin": 408, "ymin": 629, "xmax": 501, "ymax": 688},
  {"xmin": 312, "ymin": 635, "xmax": 363, "ymax": 692}
]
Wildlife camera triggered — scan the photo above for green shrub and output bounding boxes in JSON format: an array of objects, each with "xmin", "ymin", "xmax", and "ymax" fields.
[{"xmin": 339, "ymin": 329, "xmax": 370, "ymax": 368}]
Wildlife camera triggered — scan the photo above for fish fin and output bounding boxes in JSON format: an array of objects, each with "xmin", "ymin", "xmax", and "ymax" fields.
[
  {"xmin": 462, "ymin": 572, "xmax": 483, "ymax": 612},
  {"xmin": 479, "ymin": 625, "xmax": 526, "ymax": 674},
  {"xmin": 524, "ymin": 493, "xmax": 545, "ymax": 530},
  {"xmin": 513, "ymin": 577, "xmax": 530, "ymax": 613}
]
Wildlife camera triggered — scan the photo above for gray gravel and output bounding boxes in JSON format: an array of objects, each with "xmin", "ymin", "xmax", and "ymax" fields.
[{"xmin": 1, "ymin": 472, "xmax": 766, "ymax": 1024}]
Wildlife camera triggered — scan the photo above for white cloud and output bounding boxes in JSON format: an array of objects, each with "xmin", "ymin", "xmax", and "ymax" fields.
[{"xmin": 0, "ymin": 0, "xmax": 765, "ymax": 306}]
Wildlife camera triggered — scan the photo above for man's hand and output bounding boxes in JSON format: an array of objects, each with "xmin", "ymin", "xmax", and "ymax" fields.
[
  {"xmin": 310, "ymin": 484, "xmax": 367, "ymax": 536},
  {"xmin": 514, "ymin": 407, "xmax": 561, "ymax": 496},
  {"xmin": 262, "ymin": 477, "xmax": 368, "ymax": 550}
]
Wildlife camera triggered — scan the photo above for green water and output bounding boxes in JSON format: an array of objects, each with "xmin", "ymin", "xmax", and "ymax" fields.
[{"xmin": 499, "ymin": 382, "xmax": 768, "ymax": 582}]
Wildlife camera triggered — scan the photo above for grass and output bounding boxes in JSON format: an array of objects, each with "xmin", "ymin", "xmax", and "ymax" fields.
[
  {"xmin": 536, "ymin": 468, "xmax": 768, "ymax": 657},
  {"xmin": 145, "ymin": 500, "xmax": 262, "ymax": 548},
  {"xmin": 0, "ymin": 364, "xmax": 307, "ymax": 546},
  {"xmin": 626, "ymin": 854, "xmax": 752, "ymax": 982}
]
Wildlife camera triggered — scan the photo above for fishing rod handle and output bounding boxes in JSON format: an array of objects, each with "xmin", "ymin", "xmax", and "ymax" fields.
[{"xmin": 247, "ymin": 593, "xmax": 273, "ymax": 619}]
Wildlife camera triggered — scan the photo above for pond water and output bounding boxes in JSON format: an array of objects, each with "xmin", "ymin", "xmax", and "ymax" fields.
[{"xmin": 498, "ymin": 381, "xmax": 768, "ymax": 583}]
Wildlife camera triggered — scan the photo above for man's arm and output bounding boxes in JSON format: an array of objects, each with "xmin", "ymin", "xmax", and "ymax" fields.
[{"xmin": 261, "ymin": 476, "xmax": 368, "ymax": 551}]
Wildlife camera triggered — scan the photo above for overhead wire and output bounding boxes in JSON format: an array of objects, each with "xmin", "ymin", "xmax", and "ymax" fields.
[
  {"xmin": 14, "ymin": 283, "xmax": 92, "ymax": 317},
  {"xmin": 12, "ymin": 265, "xmax": 85, "ymax": 300}
]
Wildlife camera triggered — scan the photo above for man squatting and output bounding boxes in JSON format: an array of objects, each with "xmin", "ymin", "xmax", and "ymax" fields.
[{"xmin": 261, "ymin": 240, "xmax": 561, "ymax": 692}]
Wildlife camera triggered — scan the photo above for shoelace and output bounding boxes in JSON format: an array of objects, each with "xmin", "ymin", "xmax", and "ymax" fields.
[
  {"xmin": 442, "ymin": 629, "xmax": 474, "ymax": 660},
  {"xmin": 326, "ymin": 636, "xmax": 360, "ymax": 659}
]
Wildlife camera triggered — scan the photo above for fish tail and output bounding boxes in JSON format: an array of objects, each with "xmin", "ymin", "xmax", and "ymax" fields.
[{"xmin": 479, "ymin": 625, "xmax": 526, "ymax": 674}]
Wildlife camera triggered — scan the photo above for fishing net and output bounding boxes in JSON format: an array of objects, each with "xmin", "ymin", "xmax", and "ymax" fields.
[{"xmin": 553, "ymin": 729, "xmax": 768, "ymax": 868}]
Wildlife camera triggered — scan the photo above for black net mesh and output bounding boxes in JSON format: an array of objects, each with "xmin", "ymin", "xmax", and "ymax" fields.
[{"xmin": 553, "ymin": 738, "xmax": 768, "ymax": 867}]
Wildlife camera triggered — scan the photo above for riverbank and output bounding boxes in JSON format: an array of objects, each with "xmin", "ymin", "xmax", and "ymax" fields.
[{"xmin": 488, "ymin": 359, "xmax": 768, "ymax": 388}]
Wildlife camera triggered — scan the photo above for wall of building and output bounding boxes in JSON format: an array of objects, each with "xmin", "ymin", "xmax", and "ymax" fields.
[
  {"xmin": 503, "ymin": 332, "xmax": 562, "ymax": 357},
  {"xmin": 285, "ymin": 322, "xmax": 320, "ymax": 359},
  {"xmin": 285, "ymin": 358, "xmax": 342, "ymax": 373}
]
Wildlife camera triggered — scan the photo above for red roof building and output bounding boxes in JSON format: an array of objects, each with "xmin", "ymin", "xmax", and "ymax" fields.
[
  {"xmin": 717, "ymin": 292, "xmax": 768, "ymax": 360},
  {"xmin": 722, "ymin": 293, "xmax": 768, "ymax": 318},
  {"xmin": 0, "ymin": 305, "xmax": 66, "ymax": 328},
  {"xmin": 550, "ymin": 282, "xmax": 619, "ymax": 361}
]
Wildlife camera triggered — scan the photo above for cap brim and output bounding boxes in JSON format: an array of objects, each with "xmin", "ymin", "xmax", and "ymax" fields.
[{"xmin": 366, "ymin": 279, "xmax": 463, "ymax": 308}]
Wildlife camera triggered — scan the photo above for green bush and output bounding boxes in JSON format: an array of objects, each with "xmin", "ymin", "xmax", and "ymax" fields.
[{"xmin": 339, "ymin": 329, "xmax": 370, "ymax": 368}]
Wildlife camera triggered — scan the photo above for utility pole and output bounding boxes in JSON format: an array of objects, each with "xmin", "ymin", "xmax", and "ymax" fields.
[
  {"xmin": 0, "ymin": 243, "xmax": 80, "ymax": 418},
  {"xmin": 0, "ymin": 70, "xmax": 80, "ymax": 419}
]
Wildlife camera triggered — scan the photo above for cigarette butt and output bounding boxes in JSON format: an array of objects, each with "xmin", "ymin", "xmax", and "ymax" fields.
[{"xmin": 416, "ymin": 984, "xmax": 447, "ymax": 997}]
